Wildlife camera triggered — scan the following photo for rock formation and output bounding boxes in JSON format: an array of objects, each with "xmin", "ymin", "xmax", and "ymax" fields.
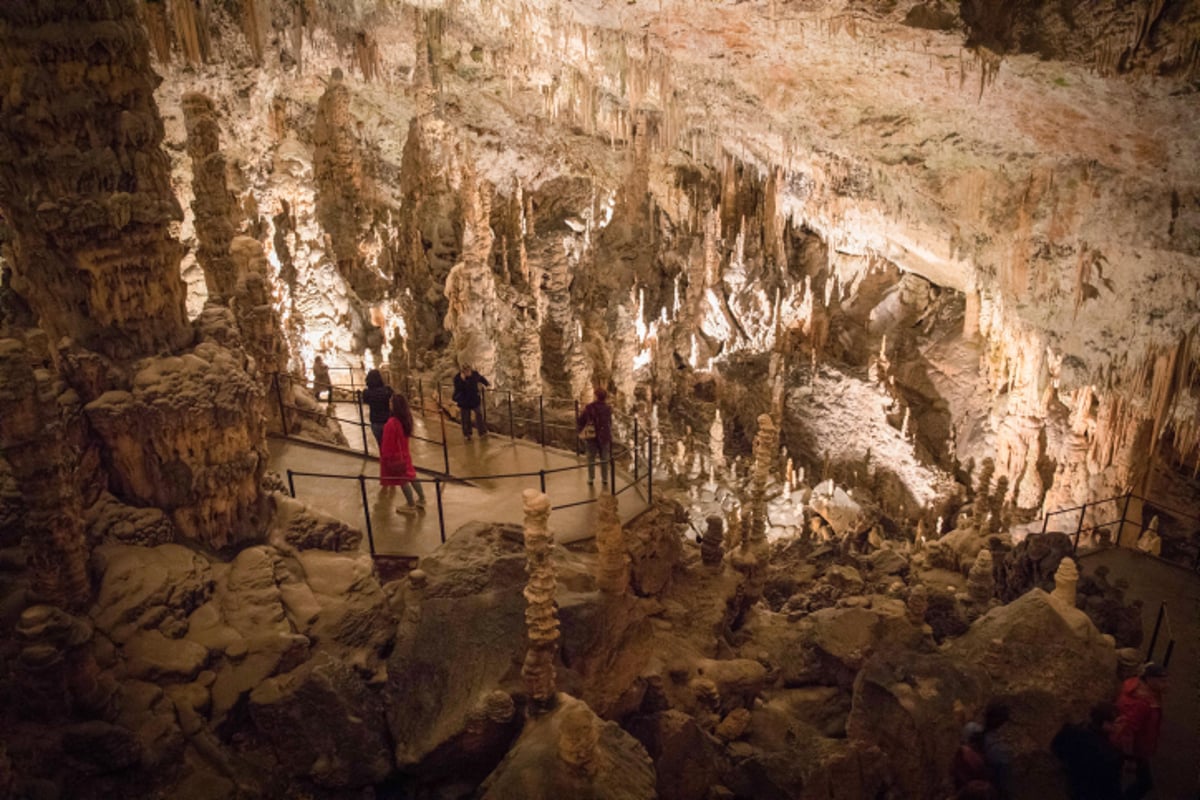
[
  {"xmin": 595, "ymin": 494, "xmax": 630, "ymax": 595},
  {"xmin": 521, "ymin": 490, "xmax": 560, "ymax": 713}
]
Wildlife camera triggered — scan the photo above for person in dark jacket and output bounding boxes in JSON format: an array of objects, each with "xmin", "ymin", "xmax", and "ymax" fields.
[
  {"xmin": 452, "ymin": 364, "xmax": 489, "ymax": 441},
  {"xmin": 360, "ymin": 369, "xmax": 394, "ymax": 447},
  {"xmin": 981, "ymin": 701, "xmax": 1013, "ymax": 800},
  {"xmin": 577, "ymin": 388, "xmax": 613, "ymax": 487},
  {"xmin": 312, "ymin": 355, "xmax": 332, "ymax": 401},
  {"xmin": 1052, "ymin": 703, "xmax": 1122, "ymax": 800}
]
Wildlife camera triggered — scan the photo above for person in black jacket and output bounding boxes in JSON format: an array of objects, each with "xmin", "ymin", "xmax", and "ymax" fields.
[
  {"xmin": 360, "ymin": 369, "xmax": 394, "ymax": 447},
  {"xmin": 452, "ymin": 364, "xmax": 490, "ymax": 441},
  {"xmin": 1051, "ymin": 703, "xmax": 1122, "ymax": 800},
  {"xmin": 577, "ymin": 388, "xmax": 613, "ymax": 487}
]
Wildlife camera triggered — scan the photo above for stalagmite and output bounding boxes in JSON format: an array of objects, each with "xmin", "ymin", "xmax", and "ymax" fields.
[
  {"xmin": 594, "ymin": 494, "xmax": 629, "ymax": 594},
  {"xmin": 557, "ymin": 702, "xmax": 601, "ymax": 776},
  {"xmin": 732, "ymin": 415, "xmax": 779, "ymax": 604},
  {"xmin": 1052, "ymin": 558, "xmax": 1079, "ymax": 607},
  {"xmin": 966, "ymin": 548, "xmax": 996, "ymax": 612},
  {"xmin": 521, "ymin": 490, "xmax": 560, "ymax": 714},
  {"xmin": 710, "ymin": 410, "xmax": 726, "ymax": 472},
  {"xmin": 701, "ymin": 515, "xmax": 725, "ymax": 567},
  {"xmin": 906, "ymin": 585, "xmax": 929, "ymax": 626}
]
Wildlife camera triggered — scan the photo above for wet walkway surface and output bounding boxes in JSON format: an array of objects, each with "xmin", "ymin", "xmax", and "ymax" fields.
[
  {"xmin": 268, "ymin": 405, "xmax": 650, "ymax": 558},
  {"xmin": 1079, "ymin": 548, "xmax": 1200, "ymax": 799}
]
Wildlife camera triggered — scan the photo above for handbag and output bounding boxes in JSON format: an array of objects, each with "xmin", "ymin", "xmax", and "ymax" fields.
[{"xmin": 580, "ymin": 423, "xmax": 596, "ymax": 440}]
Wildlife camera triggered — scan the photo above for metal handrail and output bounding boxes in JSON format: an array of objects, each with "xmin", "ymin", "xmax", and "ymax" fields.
[
  {"xmin": 284, "ymin": 434, "xmax": 654, "ymax": 558},
  {"xmin": 1040, "ymin": 490, "xmax": 1200, "ymax": 572}
]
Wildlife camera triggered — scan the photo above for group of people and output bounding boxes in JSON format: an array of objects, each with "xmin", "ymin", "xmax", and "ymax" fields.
[{"xmin": 951, "ymin": 663, "xmax": 1170, "ymax": 800}]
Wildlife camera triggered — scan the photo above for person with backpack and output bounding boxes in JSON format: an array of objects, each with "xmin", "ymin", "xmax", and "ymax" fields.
[
  {"xmin": 452, "ymin": 363, "xmax": 489, "ymax": 441},
  {"xmin": 360, "ymin": 368, "xmax": 393, "ymax": 447},
  {"xmin": 1111, "ymin": 663, "xmax": 1169, "ymax": 800},
  {"xmin": 576, "ymin": 388, "xmax": 613, "ymax": 488}
]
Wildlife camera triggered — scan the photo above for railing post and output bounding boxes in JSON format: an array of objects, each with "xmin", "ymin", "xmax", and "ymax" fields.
[
  {"xmin": 358, "ymin": 475, "xmax": 376, "ymax": 556},
  {"xmin": 1162, "ymin": 639, "xmax": 1175, "ymax": 669},
  {"xmin": 435, "ymin": 479, "xmax": 446, "ymax": 544},
  {"xmin": 480, "ymin": 386, "xmax": 488, "ymax": 429},
  {"xmin": 507, "ymin": 391, "xmax": 514, "ymax": 440},
  {"xmin": 1146, "ymin": 602, "xmax": 1165, "ymax": 662},
  {"xmin": 436, "ymin": 382, "xmax": 443, "ymax": 413},
  {"xmin": 538, "ymin": 395, "xmax": 546, "ymax": 447},
  {"xmin": 539, "ymin": 469, "xmax": 546, "ymax": 493},
  {"xmin": 439, "ymin": 410, "xmax": 450, "ymax": 475},
  {"xmin": 1072, "ymin": 502, "xmax": 1087, "ymax": 555},
  {"xmin": 633, "ymin": 418, "xmax": 640, "ymax": 480},
  {"xmin": 647, "ymin": 435, "xmax": 654, "ymax": 504},
  {"xmin": 286, "ymin": 468, "xmax": 295, "ymax": 498},
  {"xmin": 573, "ymin": 399, "xmax": 581, "ymax": 455},
  {"xmin": 1119, "ymin": 490, "xmax": 1134, "ymax": 549},
  {"xmin": 418, "ymin": 378, "xmax": 424, "ymax": 414},
  {"xmin": 1040, "ymin": 512, "xmax": 1049, "ymax": 536},
  {"xmin": 610, "ymin": 447, "xmax": 616, "ymax": 495},
  {"xmin": 273, "ymin": 373, "xmax": 289, "ymax": 435},
  {"xmin": 356, "ymin": 390, "xmax": 369, "ymax": 454}
]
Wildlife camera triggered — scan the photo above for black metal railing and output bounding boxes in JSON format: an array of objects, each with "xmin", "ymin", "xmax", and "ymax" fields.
[
  {"xmin": 284, "ymin": 436, "xmax": 654, "ymax": 557},
  {"xmin": 1144, "ymin": 600, "xmax": 1176, "ymax": 669},
  {"xmin": 1040, "ymin": 490, "xmax": 1200, "ymax": 573}
]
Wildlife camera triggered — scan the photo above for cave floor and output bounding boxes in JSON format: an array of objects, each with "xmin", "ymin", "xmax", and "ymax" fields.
[
  {"xmin": 1079, "ymin": 548, "xmax": 1200, "ymax": 798},
  {"xmin": 267, "ymin": 408, "xmax": 650, "ymax": 557}
]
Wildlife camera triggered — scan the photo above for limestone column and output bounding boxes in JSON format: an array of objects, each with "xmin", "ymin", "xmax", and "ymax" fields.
[
  {"xmin": 521, "ymin": 490, "xmax": 560, "ymax": 714},
  {"xmin": 0, "ymin": 0, "xmax": 191, "ymax": 361},
  {"xmin": 181, "ymin": 92, "xmax": 241, "ymax": 300}
]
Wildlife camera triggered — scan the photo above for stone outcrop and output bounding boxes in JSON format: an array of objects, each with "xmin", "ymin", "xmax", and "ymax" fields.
[
  {"xmin": 595, "ymin": 494, "xmax": 630, "ymax": 594},
  {"xmin": 181, "ymin": 92, "xmax": 240, "ymax": 301},
  {"xmin": 85, "ymin": 344, "xmax": 269, "ymax": 550},
  {"xmin": 521, "ymin": 490, "xmax": 560, "ymax": 713}
]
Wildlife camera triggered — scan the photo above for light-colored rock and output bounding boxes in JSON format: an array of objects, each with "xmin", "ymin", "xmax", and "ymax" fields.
[{"xmin": 123, "ymin": 629, "xmax": 209, "ymax": 682}]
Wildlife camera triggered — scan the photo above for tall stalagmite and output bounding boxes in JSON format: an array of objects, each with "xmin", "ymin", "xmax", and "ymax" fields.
[
  {"xmin": 520, "ymin": 489, "xmax": 560, "ymax": 713},
  {"xmin": 0, "ymin": 0, "xmax": 191, "ymax": 362}
]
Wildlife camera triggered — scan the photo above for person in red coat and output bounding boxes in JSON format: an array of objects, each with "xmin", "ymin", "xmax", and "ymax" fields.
[
  {"xmin": 1112, "ymin": 663, "xmax": 1169, "ymax": 800},
  {"xmin": 380, "ymin": 394, "xmax": 426, "ymax": 512}
]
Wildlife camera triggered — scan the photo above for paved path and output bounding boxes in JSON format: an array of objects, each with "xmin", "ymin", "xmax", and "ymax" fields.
[
  {"xmin": 268, "ymin": 405, "xmax": 650, "ymax": 558},
  {"xmin": 1079, "ymin": 549, "xmax": 1200, "ymax": 799}
]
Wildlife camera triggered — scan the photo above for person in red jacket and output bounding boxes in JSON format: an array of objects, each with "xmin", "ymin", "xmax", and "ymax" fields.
[
  {"xmin": 380, "ymin": 394, "xmax": 426, "ymax": 513},
  {"xmin": 1112, "ymin": 663, "xmax": 1169, "ymax": 800}
]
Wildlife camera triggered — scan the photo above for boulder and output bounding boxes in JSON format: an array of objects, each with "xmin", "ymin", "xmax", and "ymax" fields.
[
  {"xmin": 769, "ymin": 687, "xmax": 851, "ymax": 738},
  {"xmin": 809, "ymin": 602, "xmax": 922, "ymax": 676},
  {"xmin": 480, "ymin": 694, "xmax": 656, "ymax": 800},
  {"xmin": 947, "ymin": 589, "xmax": 1118, "ymax": 747},
  {"xmin": 61, "ymin": 721, "xmax": 143, "ymax": 773},
  {"xmin": 249, "ymin": 653, "xmax": 392, "ymax": 788},
  {"xmin": 626, "ymin": 504, "xmax": 684, "ymax": 597},
  {"xmin": 91, "ymin": 544, "xmax": 214, "ymax": 641},
  {"xmin": 625, "ymin": 710, "xmax": 729, "ymax": 800},
  {"xmin": 809, "ymin": 481, "xmax": 867, "ymax": 538},
  {"xmin": 123, "ymin": 629, "xmax": 209, "ymax": 681},
  {"xmin": 269, "ymin": 494, "xmax": 361, "ymax": 552},
  {"xmin": 847, "ymin": 649, "xmax": 988, "ymax": 800}
]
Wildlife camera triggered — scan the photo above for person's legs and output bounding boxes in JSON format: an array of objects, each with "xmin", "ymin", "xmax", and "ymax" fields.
[
  {"xmin": 1123, "ymin": 759, "xmax": 1153, "ymax": 800},
  {"xmin": 460, "ymin": 406, "xmax": 472, "ymax": 440},
  {"xmin": 399, "ymin": 483, "xmax": 417, "ymax": 510},
  {"xmin": 371, "ymin": 422, "xmax": 385, "ymax": 446},
  {"xmin": 586, "ymin": 441, "xmax": 598, "ymax": 484},
  {"xmin": 411, "ymin": 479, "xmax": 426, "ymax": 506},
  {"xmin": 472, "ymin": 406, "xmax": 487, "ymax": 436},
  {"xmin": 599, "ymin": 441, "xmax": 612, "ymax": 486}
]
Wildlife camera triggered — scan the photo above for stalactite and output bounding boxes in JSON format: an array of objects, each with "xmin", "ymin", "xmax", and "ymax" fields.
[
  {"xmin": 521, "ymin": 490, "xmax": 559, "ymax": 714},
  {"xmin": 241, "ymin": 0, "xmax": 265, "ymax": 64},
  {"xmin": 171, "ymin": 0, "xmax": 209, "ymax": 65},
  {"xmin": 142, "ymin": 0, "xmax": 172, "ymax": 63}
]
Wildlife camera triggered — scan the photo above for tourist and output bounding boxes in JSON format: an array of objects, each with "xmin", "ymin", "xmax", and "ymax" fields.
[
  {"xmin": 952, "ymin": 722, "xmax": 996, "ymax": 799},
  {"xmin": 1112, "ymin": 663, "xmax": 1168, "ymax": 800},
  {"xmin": 360, "ymin": 368, "xmax": 394, "ymax": 447},
  {"xmin": 577, "ymin": 388, "xmax": 613, "ymax": 488},
  {"xmin": 981, "ymin": 701, "xmax": 1013, "ymax": 800},
  {"xmin": 452, "ymin": 363, "xmax": 489, "ymax": 441},
  {"xmin": 311, "ymin": 355, "xmax": 332, "ymax": 401},
  {"xmin": 1052, "ymin": 702, "xmax": 1122, "ymax": 800},
  {"xmin": 380, "ymin": 394, "xmax": 425, "ymax": 512}
]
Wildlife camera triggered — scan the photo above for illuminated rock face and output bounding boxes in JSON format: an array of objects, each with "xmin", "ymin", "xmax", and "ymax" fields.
[
  {"xmin": 0, "ymin": 0, "xmax": 191, "ymax": 362},
  {"xmin": 85, "ymin": 343, "xmax": 269, "ymax": 551}
]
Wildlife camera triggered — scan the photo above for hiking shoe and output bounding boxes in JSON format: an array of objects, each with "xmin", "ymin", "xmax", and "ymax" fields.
[{"xmin": 396, "ymin": 505, "xmax": 418, "ymax": 514}]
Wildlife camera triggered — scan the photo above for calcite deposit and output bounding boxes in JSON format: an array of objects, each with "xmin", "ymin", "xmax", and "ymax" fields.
[{"xmin": 0, "ymin": 0, "xmax": 1197, "ymax": 798}]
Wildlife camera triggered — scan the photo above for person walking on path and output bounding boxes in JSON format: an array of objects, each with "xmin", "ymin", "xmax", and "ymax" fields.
[
  {"xmin": 312, "ymin": 355, "xmax": 332, "ymax": 401},
  {"xmin": 360, "ymin": 369, "xmax": 393, "ymax": 447},
  {"xmin": 452, "ymin": 363, "xmax": 489, "ymax": 441},
  {"xmin": 1052, "ymin": 703, "xmax": 1123, "ymax": 800},
  {"xmin": 380, "ymin": 394, "xmax": 426, "ymax": 512},
  {"xmin": 980, "ymin": 701, "xmax": 1014, "ymax": 800},
  {"xmin": 577, "ymin": 388, "xmax": 613, "ymax": 488},
  {"xmin": 1112, "ymin": 663, "xmax": 1169, "ymax": 800}
]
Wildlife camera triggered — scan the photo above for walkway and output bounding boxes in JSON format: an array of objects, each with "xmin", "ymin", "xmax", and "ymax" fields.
[
  {"xmin": 268, "ymin": 404, "xmax": 650, "ymax": 558},
  {"xmin": 1079, "ymin": 548, "xmax": 1200, "ymax": 799}
]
